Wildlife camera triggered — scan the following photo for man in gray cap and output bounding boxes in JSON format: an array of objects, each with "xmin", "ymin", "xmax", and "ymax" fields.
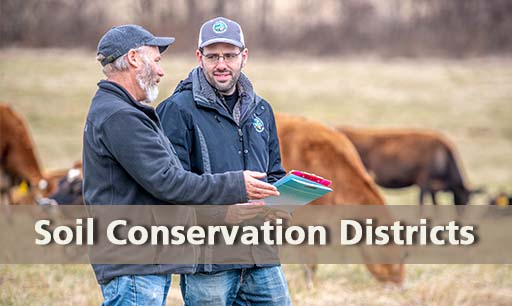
[
  {"xmin": 84, "ymin": 24, "xmax": 280, "ymax": 306},
  {"xmin": 157, "ymin": 17, "xmax": 291, "ymax": 305}
]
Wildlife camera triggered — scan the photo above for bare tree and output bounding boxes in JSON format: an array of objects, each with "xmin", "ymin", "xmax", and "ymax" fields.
[
  {"xmin": 214, "ymin": 0, "xmax": 226, "ymax": 17},
  {"xmin": 1, "ymin": 0, "xmax": 511, "ymax": 57}
]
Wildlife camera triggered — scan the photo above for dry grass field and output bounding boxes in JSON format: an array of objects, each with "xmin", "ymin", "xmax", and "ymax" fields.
[{"xmin": 1, "ymin": 48, "xmax": 511, "ymax": 305}]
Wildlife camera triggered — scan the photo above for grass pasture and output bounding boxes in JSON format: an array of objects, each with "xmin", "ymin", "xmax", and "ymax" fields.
[{"xmin": 0, "ymin": 49, "xmax": 511, "ymax": 305}]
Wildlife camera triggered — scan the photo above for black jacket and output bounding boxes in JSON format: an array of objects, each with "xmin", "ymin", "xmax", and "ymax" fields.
[
  {"xmin": 156, "ymin": 68, "xmax": 285, "ymax": 183},
  {"xmin": 156, "ymin": 68, "xmax": 285, "ymax": 272},
  {"xmin": 83, "ymin": 80, "xmax": 248, "ymax": 283}
]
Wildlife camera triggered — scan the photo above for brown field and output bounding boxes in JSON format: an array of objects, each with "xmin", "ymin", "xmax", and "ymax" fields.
[{"xmin": 0, "ymin": 48, "xmax": 511, "ymax": 305}]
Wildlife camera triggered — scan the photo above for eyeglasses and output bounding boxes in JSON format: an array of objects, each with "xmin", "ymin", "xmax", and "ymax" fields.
[{"xmin": 200, "ymin": 49, "xmax": 243, "ymax": 64}]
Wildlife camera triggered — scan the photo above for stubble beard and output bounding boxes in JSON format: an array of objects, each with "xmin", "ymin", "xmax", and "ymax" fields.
[{"xmin": 206, "ymin": 62, "xmax": 242, "ymax": 95}]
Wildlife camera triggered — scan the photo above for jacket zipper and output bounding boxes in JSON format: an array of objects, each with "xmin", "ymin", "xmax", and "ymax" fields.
[{"xmin": 196, "ymin": 95, "xmax": 262, "ymax": 169}]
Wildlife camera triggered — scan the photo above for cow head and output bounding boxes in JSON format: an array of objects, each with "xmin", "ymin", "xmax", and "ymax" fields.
[
  {"xmin": 453, "ymin": 186, "xmax": 485, "ymax": 205},
  {"xmin": 365, "ymin": 263, "xmax": 405, "ymax": 285},
  {"xmin": 8, "ymin": 176, "xmax": 58, "ymax": 205},
  {"xmin": 453, "ymin": 187, "xmax": 471, "ymax": 205}
]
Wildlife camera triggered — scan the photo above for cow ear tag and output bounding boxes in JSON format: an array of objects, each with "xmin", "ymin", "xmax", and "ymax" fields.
[{"xmin": 17, "ymin": 181, "xmax": 29, "ymax": 195}]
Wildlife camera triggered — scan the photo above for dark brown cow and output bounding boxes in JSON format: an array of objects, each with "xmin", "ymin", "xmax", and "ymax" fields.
[
  {"xmin": 47, "ymin": 161, "xmax": 83, "ymax": 205},
  {"xmin": 337, "ymin": 127, "xmax": 476, "ymax": 205},
  {"xmin": 0, "ymin": 103, "xmax": 56, "ymax": 204},
  {"xmin": 276, "ymin": 113, "xmax": 405, "ymax": 285}
]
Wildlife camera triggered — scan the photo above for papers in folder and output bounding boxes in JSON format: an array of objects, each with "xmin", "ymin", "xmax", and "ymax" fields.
[{"xmin": 265, "ymin": 173, "xmax": 332, "ymax": 205}]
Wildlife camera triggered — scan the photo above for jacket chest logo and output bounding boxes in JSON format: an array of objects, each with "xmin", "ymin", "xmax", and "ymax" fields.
[{"xmin": 252, "ymin": 116, "xmax": 265, "ymax": 133}]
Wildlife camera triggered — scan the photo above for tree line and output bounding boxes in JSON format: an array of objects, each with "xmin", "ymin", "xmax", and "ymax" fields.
[{"xmin": 1, "ymin": 0, "xmax": 511, "ymax": 57}]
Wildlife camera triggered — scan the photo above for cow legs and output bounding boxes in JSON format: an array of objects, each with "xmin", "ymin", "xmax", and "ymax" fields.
[
  {"xmin": 419, "ymin": 187, "xmax": 439, "ymax": 205},
  {"xmin": 303, "ymin": 264, "xmax": 317, "ymax": 289},
  {"xmin": 0, "ymin": 191, "xmax": 10, "ymax": 205},
  {"xmin": 419, "ymin": 188, "xmax": 426, "ymax": 205},
  {"xmin": 430, "ymin": 190, "xmax": 438, "ymax": 205}
]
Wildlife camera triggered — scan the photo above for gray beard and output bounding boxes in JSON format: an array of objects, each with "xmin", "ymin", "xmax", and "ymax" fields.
[
  {"xmin": 136, "ymin": 60, "xmax": 159, "ymax": 104},
  {"xmin": 137, "ymin": 80, "xmax": 159, "ymax": 104}
]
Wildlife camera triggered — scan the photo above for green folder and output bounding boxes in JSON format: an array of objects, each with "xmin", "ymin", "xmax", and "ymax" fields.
[{"xmin": 265, "ymin": 173, "xmax": 332, "ymax": 205}]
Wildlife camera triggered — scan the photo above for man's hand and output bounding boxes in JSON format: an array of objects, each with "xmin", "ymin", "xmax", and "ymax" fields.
[
  {"xmin": 224, "ymin": 202, "xmax": 265, "ymax": 224},
  {"xmin": 243, "ymin": 171, "xmax": 280, "ymax": 200},
  {"xmin": 264, "ymin": 209, "xmax": 292, "ymax": 226}
]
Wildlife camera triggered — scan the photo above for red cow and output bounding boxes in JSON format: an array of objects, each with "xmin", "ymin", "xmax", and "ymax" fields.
[
  {"xmin": 0, "ymin": 104, "xmax": 56, "ymax": 204},
  {"xmin": 276, "ymin": 113, "xmax": 405, "ymax": 286}
]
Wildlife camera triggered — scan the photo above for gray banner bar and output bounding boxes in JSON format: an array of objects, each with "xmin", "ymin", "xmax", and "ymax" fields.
[{"xmin": 0, "ymin": 204, "xmax": 510, "ymax": 264}]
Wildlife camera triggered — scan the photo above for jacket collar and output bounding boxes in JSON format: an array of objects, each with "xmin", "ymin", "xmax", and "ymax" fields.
[
  {"xmin": 98, "ymin": 80, "xmax": 160, "ymax": 123},
  {"xmin": 175, "ymin": 67, "xmax": 258, "ymax": 114}
]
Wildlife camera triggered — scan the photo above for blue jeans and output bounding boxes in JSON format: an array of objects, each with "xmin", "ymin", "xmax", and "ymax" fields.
[
  {"xmin": 100, "ymin": 274, "xmax": 172, "ymax": 306},
  {"xmin": 180, "ymin": 267, "xmax": 291, "ymax": 306}
]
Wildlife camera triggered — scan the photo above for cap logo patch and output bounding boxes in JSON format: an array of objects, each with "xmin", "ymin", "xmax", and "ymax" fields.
[{"xmin": 213, "ymin": 21, "xmax": 227, "ymax": 34}]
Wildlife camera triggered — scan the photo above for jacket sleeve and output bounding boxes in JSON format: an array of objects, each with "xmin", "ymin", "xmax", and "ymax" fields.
[
  {"xmin": 267, "ymin": 106, "xmax": 286, "ymax": 183},
  {"xmin": 156, "ymin": 99, "xmax": 193, "ymax": 171},
  {"xmin": 101, "ymin": 110, "xmax": 247, "ymax": 205}
]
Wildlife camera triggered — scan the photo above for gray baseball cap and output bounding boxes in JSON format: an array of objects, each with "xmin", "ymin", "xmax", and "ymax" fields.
[
  {"xmin": 198, "ymin": 17, "xmax": 245, "ymax": 49},
  {"xmin": 97, "ymin": 24, "xmax": 175, "ymax": 66}
]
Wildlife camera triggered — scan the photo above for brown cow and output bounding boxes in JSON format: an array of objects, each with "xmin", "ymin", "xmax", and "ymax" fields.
[
  {"xmin": 337, "ymin": 127, "xmax": 477, "ymax": 205},
  {"xmin": 276, "ymin": 113, "xmax": 405, "ymax": 286},
  {"xmin": 0, "ymin": 103, "xmax": 56, "ymax": 204}
]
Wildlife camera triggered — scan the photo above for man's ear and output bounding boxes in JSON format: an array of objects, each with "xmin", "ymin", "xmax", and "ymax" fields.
[
  {"xmin": 241, "ymin": 48, "xmax": 249, "ymax": 68},
  {"xmin": 195, "ymin": 49, "xmax": 203, "ymax": 68},
  {"xmin": 126, "ymin": 49, "xmax": 141, "ymax": 68}
]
